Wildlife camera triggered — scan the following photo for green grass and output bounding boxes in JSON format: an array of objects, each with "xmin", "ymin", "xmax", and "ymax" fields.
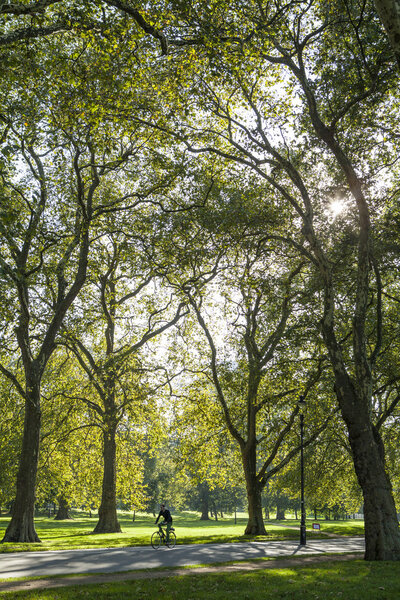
[
  {"xmin": 0, "ymin": 560, "xmax": 397, "ymax": 599},
  {"xmin": 0, "ymin": 512, "xmax": 364, "ymax": 554},
  {"xmin": 274, "ymin": 518, "xmax": 365, "ymax": 536}
]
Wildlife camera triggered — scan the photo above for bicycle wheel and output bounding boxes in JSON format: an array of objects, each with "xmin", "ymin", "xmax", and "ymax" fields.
[
  {"xmin": 151, "ymin": 531, "xmax": 162, "ymax": 549},
  {"xmin": 166, "ymin": 531, "xmax": 176, "ymax": 549}
]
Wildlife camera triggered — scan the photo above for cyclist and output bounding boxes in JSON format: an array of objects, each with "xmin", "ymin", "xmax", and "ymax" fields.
[{"xmin": 155, "ymin": 503, "xmax": 173, "ymax": 542}]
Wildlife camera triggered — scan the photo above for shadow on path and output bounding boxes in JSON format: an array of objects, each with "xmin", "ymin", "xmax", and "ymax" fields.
[{"xmin": 0, "ymin": 552, "xmax": 364, "ymax": 594}]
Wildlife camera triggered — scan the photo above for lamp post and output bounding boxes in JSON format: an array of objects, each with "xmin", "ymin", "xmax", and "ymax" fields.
[{"xmin": 298, "ymin": 394, "xmax": 306, "ymax": 546}]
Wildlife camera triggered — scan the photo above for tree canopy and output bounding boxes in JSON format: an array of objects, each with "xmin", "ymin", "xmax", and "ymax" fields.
[{"xmin": 1, "ymin": 0, "xmax": 400, "ymax": 561}]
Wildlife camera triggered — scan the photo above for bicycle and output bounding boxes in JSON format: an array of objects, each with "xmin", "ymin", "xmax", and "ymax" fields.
[{"xmin": 151, "ymin": 524, "xmax": 176, "ymax": 549}]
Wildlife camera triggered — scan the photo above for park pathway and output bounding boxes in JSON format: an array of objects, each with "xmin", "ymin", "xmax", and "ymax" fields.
[{"xmin": 0, "ymin": 537, "xmax": 364, "ymax": 582}]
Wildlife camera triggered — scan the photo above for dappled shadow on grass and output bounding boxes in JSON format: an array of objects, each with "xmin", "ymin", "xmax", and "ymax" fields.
[
  {"xmin": 0, "ymin": 534, "xmax": 269, "ymax": 553},
  {"xmin": 0, "ymin": 536, "xmax": 148, "ymax": 553},
  {"xmin": 272, "ymin": 519, "xmax": 364, "ymax": 537},
  {"xmin": 0, "ymin": 512, "xmax": 337, "ymax": 555},
  {"xmin": 150, "ymin": 560, "xmax": 400, "ymax": 600},
  {"xmin": 323, "ymin": 525, "xmax": 364, "ymax": 536},
  {"xmin": 0, "ymin": 530, "xmax": 329, "ymax": 554},
  {"xmin": 3, "ymin": 560, "xmax": 398, "ymax": 600}
]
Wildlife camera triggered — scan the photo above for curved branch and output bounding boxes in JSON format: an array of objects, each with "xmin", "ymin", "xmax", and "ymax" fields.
[
  {"xmin": 0, "ymin": 363, "xmax": 26, "ymax": 399},
  {"xmin": 103, "ymin": 0, "xmax": 168, "ymax": 55},
  {"xmin": 187, "ymin": 293, "xmax": 245, "ymax": 448},
  {"xmin": 0, "ymin": 21, "xmax": 70, "ymax": 46}
]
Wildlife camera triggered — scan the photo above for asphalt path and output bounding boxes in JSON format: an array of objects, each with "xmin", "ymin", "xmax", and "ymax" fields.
[{"xmin": 0, "ymin": 537, "xmax": 364, "ymax": 580}]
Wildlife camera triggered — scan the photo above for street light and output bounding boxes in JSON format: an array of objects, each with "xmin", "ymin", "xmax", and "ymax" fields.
[{"xmin": 298, "ymin": 394, "xmax": 306, "ymax": 546}]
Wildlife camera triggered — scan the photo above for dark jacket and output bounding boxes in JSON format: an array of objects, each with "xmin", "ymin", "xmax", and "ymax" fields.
[{"xmin": 155, "ymin": 508, "xmax": 172, "ymax": 523}]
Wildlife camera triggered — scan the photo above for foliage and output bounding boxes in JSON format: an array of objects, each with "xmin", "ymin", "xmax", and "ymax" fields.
[
  {"xmin": 1, "ymin": 0, "xmax": 400, "ymax": 555},
  {"xmin": 0, "ymin": 511, "xmax": 355, "ymax": 554},
  {"xmin": 1, "ymin": 560, "xmax": 396, "ymax": 600}
]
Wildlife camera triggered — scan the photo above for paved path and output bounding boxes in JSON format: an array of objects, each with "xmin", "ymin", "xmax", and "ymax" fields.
[{"xmin": 0, "ymin": 537, "xmax": 364, "ymax": 580}]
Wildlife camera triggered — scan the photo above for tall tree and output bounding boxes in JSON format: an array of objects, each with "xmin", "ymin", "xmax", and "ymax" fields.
[
  {"xmin": 149, "ymin": 0, "xmax": 400, "ymax": 559},
  {"xmin": 0, "ymin": 2, "xmax": 181, "ymax": 540},
  {"xmin": 170, "ymin": 217, "xmax": 331, "ymax": 534},
  {"xmin": 0, "ymin": 125, "xmax": 94, "ymax": 542},
  {"xmin": 63, "ymin": 234, "xmax": 188, "ymax": 532},
  {"xmin": 0, "ymin": 94, "xmax": 154, "ymax": 542}
]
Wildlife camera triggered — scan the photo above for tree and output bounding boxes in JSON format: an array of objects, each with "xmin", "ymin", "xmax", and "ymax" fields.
[
  {"xmin": 2, "ymin": 0, "xmax": 400, "ymax": 559},
  {"xmin": 149, "ymin": 0, "xmax": 400, "ymax": 558},
  {"xmin": 62, "ymin": 231, "xmax": 188, "ymax": 533},
  {"xmin": 0, "ymin": 124, "xmax": 94, "ymax": 542},
  {"xmin": 0, "ymin": 1, "xmax": 187, "ymax": 539},
  {"xmin": 373, "ymin": 0, "xmax": 400, "ymax": 67},
  {"xmin": 36, "ymin": 349, "xmax": 149, "ymax": 520},
  {"xmin": 173, "ymin": 377, "xmax": 246, "ymax": 519},
  {"xmin": 167, "ymin": 207, "xmax": 332, "ymax": 534},
  {"xmin": 0, "ymin": 72, "xmax": 157, "ymax": 540}
]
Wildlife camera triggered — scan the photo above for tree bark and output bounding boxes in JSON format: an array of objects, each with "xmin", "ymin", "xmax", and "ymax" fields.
[
  {"xmin": 343, "ymin": 393, "xmax": 400, "ymax": 560},
  {"xmin": 243, "ymin": 446, "xmax": 267, "ymax": 535},
  {"xmin": 212, "ymin": 501, "xmax": 218, "ymax": 521},
  {"xmin": 2, "ymin": 383, "xmax": 41, "ymax": 542},
  {"xmin": 199, "ymin": 484, "xmax": 210, "ymax": 520},
  {"xmin": 54, "ymin": 495, "xmax": 71, "ymax": 520},
  {"xmin": 373, "ymin": 0, "xmax": 400, "ymax": 68},
  {"xmin": 93, "ymin": 424, "xmax": 121, "ymax": 534},
  {"xmin": 325, "ymin": 335, "xmax": 400, "ymax": 559},
  {"xmin": 244, "ymin": 480, "xmax": 266, "ymax": 535},
  {"xmin": 276, "ymin": 507, "xmax": 286, "ymax": 520}
]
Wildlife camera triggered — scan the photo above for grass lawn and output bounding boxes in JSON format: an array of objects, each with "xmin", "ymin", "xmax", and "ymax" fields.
[
  {"xmin": 0, "ymin": 559, "xmax": 396, "ymax": 599},
  {"xmin": 0, "ymin": 512, "xmax": 364, "ymax": 554},
  {"xmin": 274, "ymin": 518, "xmax": 365, "ymax": 536}
]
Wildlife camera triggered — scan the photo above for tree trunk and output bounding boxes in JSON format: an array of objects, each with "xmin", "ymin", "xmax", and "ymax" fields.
[
  {"xmin": 245, "ymin": 480, "xmax": 266, "ymax": 534},
  {"xmin": 331, "ymin": 364, "xmax": 400, "ymax": 559},
  {"xmin": 243, "ymin": 448, "xmax": 267, "ymax": 535},
  {"xmin": 54, "ymin": 495, "xmax": 71, "ymax": 520},
  {"xmin": 2, "ymin": 387, "xmax": 41, "ymax": 542},
  {"xmin": 348, "ymin": 415, "xmax": 400, "ymax": 560},
  {"xmin": 212, "ymin": 501, "xmax": 218, "ymax": 521},
  {"xmin": 276, "ymin": 507, "xmax": 285, "ymax": 520},
  {"xmin": 199, "ymin": 484, "xmax": 210, "ymax": 520},
  {"xmin": 93, "ymin": 424, "xmax": 121, "ymax": 534}
]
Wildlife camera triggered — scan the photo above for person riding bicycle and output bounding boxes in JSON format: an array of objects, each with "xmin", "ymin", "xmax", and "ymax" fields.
[{"xmin": 155, "ymin": 503, "xmax": 173, "ymax": 542}]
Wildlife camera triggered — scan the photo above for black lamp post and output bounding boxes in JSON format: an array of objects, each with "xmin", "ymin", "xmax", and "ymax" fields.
[{"xmin": 298, "ymin": 394, "xmax": 306, "ymax": 546}]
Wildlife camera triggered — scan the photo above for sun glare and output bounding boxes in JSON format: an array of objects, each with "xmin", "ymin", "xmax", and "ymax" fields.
[{"xmin": 328, "ymin": 199, "xmax": 346, "ymax": 218}]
